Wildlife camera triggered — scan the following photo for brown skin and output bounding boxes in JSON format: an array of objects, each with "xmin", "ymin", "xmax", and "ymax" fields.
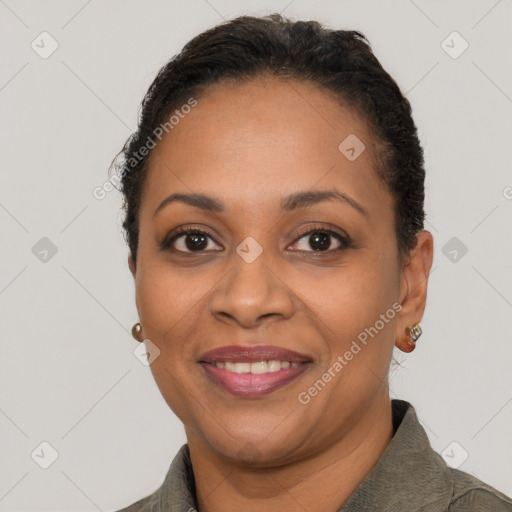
[{"xmin": 128, "ymin": 76, "xmax": 434, "ymax": 512}]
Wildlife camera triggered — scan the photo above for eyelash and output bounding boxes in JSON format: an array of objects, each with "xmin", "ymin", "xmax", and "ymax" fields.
[{"xmin": 160, "ymin": 224, "xmax": 351, "ymax": 254}]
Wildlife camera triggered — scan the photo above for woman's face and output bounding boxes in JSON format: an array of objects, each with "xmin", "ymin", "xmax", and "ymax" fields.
[{"xmin": 130, "ymin": 76, "xmax": 429, "ymax": 464}]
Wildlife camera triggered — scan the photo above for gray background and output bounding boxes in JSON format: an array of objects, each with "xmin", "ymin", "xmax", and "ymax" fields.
[{"xmin": 1, "ymin": 0, "xmax": 511, "ymax": 510}]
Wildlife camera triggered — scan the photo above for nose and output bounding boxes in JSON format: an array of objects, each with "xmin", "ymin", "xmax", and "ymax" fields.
[{"xmin": 208, "ymin": 252, "xmax": 295, "ymax": 329}]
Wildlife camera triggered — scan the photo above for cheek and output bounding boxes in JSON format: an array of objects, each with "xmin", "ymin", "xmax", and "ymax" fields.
[
  {"xmin": 305, "ymin": 255, "xmax": 400, "ymax": 391},
  {"xmin": 133, "ymin": 256, "xmax": 215, "ymax": 421},
  {"xmin": 135, "ymin": 245, "xmax": 399, "ymax": 351},
  {"xmin": 135, "ymin": 258, "xmax": 205, "ymax": 348},
  {"xmin": 309, "ymin": 255, "xmax": 397, "ymax": 330}
]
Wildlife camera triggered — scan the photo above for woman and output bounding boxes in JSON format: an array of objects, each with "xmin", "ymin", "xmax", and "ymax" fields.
[{"xmin": 112, "ymin": 13, "xmax": 512, "ymax": 512}]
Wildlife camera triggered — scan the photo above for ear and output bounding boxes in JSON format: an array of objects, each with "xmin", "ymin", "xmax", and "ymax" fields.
[
  {"xmin": 395, "ymin": 230, "xmax": 434, "ymax": 352},
  {"xmin": 128, "ymin": 254, "xmax": 136, "ymax": 278}
]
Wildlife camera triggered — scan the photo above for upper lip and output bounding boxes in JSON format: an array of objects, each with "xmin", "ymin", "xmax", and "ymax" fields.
[{"xmin": 199, "ymin": 345, "xmax": 312, "ymax": 364}]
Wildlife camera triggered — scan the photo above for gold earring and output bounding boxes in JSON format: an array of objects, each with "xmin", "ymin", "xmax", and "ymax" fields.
[
  {"xmin": 409, "ymin": 323, "xmax": 422, "ymax": 342},
  {"xmin": 131, "ymin": 322, "xmax": 143, "ymax": 342}
]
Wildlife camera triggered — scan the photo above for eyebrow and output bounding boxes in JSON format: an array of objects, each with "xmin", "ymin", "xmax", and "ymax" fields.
[{"xmin": 153, "ymin": 189, "xmax": 368, "ymax": 218}]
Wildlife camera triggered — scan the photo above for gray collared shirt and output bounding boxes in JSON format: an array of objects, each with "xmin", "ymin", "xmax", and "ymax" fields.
[{"xmin": 117, "ymin": 399, "xmax": 512, "ymax": 511}]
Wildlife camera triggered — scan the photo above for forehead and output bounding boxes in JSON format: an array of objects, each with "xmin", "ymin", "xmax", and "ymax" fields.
[{"xmin": 141, "ymin": 76, "xmax": 388, "ymax": 216}]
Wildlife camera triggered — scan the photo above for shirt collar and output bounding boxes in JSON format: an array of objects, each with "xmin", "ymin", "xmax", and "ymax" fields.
[
  {"xmin": 160, "ymin": 399, "xmax": 454, "ymax": 511},
  {"xmin": 340, "ymin": 399, "xmax": 454, "ymax": 512}
]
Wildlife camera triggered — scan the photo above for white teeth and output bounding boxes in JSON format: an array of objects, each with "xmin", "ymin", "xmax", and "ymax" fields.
[
  {"xmin": 250, "ymin": 361, "xmax": 268, "ymax": 374},
  {"xmin": 213, "ymin": 360, "xmax": 301, "ymax": 373},
  {"xmin": 233, "ymin": 362, "xmax": 251, "ymax": 374},
  {"xmin": 267, "ymin": 360, "xmax": 281, "ymax": 372}
]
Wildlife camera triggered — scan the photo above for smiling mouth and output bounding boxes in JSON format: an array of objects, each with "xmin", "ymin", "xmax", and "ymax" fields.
[
  {"xmin": 200, "ymin": 361, "xmax": 310, "ymax": 397},
  {"xmin": 198, "ymin": 345, "xmax": 312, "ymax": 397},
  {"xmin": 212, "ymin": 360, "xmax": 301, "ymax": 373}
]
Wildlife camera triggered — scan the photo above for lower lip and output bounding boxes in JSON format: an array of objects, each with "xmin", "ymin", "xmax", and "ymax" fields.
[{"xmin": 200, "ymin": 363, "xmax": 309, "ymax": 398}]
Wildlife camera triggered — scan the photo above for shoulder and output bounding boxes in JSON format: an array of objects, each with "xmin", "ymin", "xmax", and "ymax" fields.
[
  {"xmin": 447, "ymin": 468, "xmax": 512, "ymax": 511},
  {"xmin": 114, "ymin": 444, "xmax": 196, "ymax": 512}
]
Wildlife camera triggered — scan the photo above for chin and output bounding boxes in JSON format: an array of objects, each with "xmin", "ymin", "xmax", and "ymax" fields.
[{"xmin": 197, "ymin": 419, "xmax": 306, "ymax": 467}]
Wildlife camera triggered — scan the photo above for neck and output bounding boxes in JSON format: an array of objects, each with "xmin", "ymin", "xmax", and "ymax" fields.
[{"xmin": 186, "ymin": 397, "xmax": 393, "ymax": 512}]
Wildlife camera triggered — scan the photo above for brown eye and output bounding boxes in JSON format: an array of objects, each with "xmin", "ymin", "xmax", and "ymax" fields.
[
  {"xmin": 161, "ymin": 227, "xmax": 222, "ymax": 253},
  {"xmin": 290, "ymin": 227, "xmax": 349, "ymax": 253},
  {"xmin": 180, "ymin": 232, "xmax": 209, "ymax": 251}
]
